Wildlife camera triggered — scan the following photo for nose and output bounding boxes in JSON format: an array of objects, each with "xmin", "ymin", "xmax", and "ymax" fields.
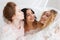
[{"xmin": 31, "ymin": 14, "xmax": 35, "ymax": 18}]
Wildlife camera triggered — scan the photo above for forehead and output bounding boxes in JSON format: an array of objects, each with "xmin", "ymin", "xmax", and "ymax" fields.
[
  {"xmin": 43, "ymin": 11, "xmax": 51, "ymax": 15},
  {"xmin": 26, "ymin": 9, "xmax": 31, "ymax": 15},
  {"xmin": 26, "ymin": 9, "xmax": 32, "ymax": 12},
  {"xmin": 45, "ymin": 11, "xmax": 50, "ymax": 13}
]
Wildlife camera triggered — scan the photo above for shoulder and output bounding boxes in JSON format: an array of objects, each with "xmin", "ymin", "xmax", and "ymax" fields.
[{"xmin": 2, "ymin": 24, "xmax": 11, "ymax": 33}]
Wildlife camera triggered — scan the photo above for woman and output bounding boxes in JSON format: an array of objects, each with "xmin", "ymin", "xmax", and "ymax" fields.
[
  {"xmin": 31, "ymin": 9, "xmax": 57, "ymax": 40},
  {"xmin": 30, "ymin": 9, "xmax": 59, "ymax": 40},
  {"xmin": 38, "ymin": 9, "xmax": 57, "ymax": 30},
  {"xmin": 21, "ymin": 8, "xmax": 39, "ymax": 35},
  {"xmin": 1, "ymin": 2, "xmax": 24, "ymax": 40}
]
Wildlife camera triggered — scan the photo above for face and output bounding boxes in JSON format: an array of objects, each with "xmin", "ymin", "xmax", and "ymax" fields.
[
  {"xmin": 12, "ymin": 6, "xmax": 24, "ymax": 21},
  {"xmin": 26, "ymin": 9, "xmax": 35, "ymax": 23},
  {"xmin": 40, "ymin": 11, "xmax": 51, "ymax": 24}
]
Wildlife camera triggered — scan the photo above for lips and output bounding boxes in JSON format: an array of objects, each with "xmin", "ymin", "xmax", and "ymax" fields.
[{"xmin": 30, "ymin": 18, "xmax": 34, "ymax": 20}]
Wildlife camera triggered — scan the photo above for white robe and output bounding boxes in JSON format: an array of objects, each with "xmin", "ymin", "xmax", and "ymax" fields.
[{"xmin": 0, "ymin": 21, "xmax": 24, "ymax": 40}]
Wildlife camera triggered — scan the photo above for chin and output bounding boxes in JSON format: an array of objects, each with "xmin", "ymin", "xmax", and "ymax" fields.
[{"xmin": 30, "ymin": 20, "xmax": 34, "ymax": 22}]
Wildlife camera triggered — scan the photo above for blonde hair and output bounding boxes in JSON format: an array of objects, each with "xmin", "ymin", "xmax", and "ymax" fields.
[{"xmin": 38, "ymin": 9, "xmax": 57, "ymax": 30}]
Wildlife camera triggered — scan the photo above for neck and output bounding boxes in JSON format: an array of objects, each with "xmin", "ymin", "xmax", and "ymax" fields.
[
  {"xmin": 12, "ymin": 19, "xmax": 21, "ymax": 29},
  {"xmin": 27, "ymin": 22, "xmax": 34, "ymax": 30},
  {"xmin": 28, "ymin": 22, "xmax": 33, "ymax": 26}
]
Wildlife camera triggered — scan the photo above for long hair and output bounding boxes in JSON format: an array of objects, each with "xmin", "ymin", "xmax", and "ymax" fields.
[
  {"xmin": 21, "ymin": 8, "xmax": 37, "ymax": 29},
  {"xmin": 39, "ymin": 9, "xmax": 57, "ymax": 30},
  {"xmin": 44, "ymin": 9, "xmax": 57, "ymax": 28}
]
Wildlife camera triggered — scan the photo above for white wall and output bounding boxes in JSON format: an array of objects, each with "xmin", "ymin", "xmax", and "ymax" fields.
[{"xmin": 47, "ymin": 0, "xmax": 60, "ymax": 10}]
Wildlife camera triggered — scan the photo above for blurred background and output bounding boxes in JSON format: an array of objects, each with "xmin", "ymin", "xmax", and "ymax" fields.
[{"xmin": 0, "ymin": 0, "xmax": 60, "ymax": 26}]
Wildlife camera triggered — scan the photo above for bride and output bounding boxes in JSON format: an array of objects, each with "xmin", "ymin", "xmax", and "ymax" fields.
[{"xmin": 1, "ymin": 2, "xmax": 24, "ymax": 40}]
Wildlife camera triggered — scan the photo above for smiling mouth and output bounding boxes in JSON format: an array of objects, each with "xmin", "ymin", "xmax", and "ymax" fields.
[{"xmin": 30, "ymin": 19, "xmax": 34, "ymax": 21}]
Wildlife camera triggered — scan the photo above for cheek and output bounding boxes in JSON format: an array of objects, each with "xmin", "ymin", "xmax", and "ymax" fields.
[
  {"xmin": 32, "ymin": 14, "xmax": 35, "ymax": 18},
  {"xmin": 16, "ymin": 12, "xmax": 24, "ymax": 20},
  {"xmin": 27, "ymin": 17, "xmax": 30, "ymax": 20},
  {"xmin": 27, "ymin": 17, "xmax": 30, "ymax": 21}
]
